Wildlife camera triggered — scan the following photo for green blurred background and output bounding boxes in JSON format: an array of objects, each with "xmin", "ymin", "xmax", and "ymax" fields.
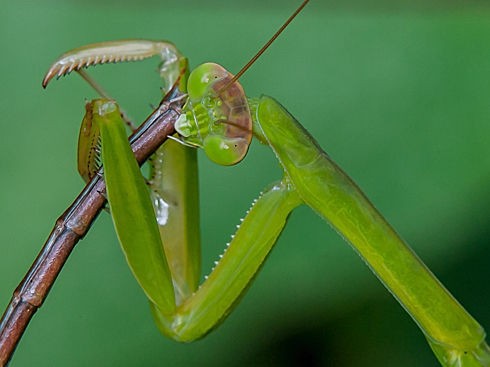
[{"xmin": 1, "ymin": 1, "xmax": 489, "ymax": 366}]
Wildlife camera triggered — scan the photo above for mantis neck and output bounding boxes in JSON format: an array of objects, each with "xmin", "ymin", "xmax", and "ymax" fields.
[{"xmin": 247, "ymin": 97, "xmax": 268, "ymax": 144}]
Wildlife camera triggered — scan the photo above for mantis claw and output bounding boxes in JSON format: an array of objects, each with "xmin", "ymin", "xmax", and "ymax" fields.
[{"xmin": 42, "ymin": 39, "xmax": 184, "ymax": 88}]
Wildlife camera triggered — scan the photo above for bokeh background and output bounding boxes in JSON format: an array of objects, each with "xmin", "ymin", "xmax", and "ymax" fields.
[{"xmin": 1, "ymin": 1, "xmax": 490, "ymax": 366}]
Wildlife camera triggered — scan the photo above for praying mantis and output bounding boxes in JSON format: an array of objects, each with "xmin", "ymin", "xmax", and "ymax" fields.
[{"xmin": 0, "ymin": 0, "xmax": 490, "ymax": 367}]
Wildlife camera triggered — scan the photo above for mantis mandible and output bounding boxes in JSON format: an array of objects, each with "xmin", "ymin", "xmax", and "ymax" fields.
[{"xmin": 1, "ymin": 2, "xmax": 488, "ymax": 367}]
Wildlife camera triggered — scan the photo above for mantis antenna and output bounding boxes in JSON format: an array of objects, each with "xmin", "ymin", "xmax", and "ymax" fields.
[{"xmin": 218, "ymin": 0, "xmax": 309, "ymax": 94}]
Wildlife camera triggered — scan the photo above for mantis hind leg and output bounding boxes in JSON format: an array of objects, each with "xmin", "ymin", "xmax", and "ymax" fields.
[
  {"xmin": 55, "ymin": 41, "xmax": 198, "ymax": 286},
  {"xmin": 149, "ymin": 177, "xmax": 302, "ymax": 342},
  {"xmin": 254, "ymin": 95, "xmax": 490, "ymax": 365}
]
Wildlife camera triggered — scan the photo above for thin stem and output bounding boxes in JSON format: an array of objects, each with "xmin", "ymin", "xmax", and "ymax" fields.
[{"xmin": 0, "ymin": 89, "xmax": 184, "ymax": 366}]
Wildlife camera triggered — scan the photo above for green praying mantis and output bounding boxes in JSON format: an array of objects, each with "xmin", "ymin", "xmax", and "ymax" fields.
[
  {"xmin": 32, "ymin": 1, "xmax": 490, "ymax": 365},
  {"xmin": 0, "ymin": 0, "xmax": 486, "ymax": 365}
]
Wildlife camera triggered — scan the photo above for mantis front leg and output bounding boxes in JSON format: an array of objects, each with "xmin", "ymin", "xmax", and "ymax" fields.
[{"xmin": 52, "ymin": 39, "xmax": 202, "ymax": 305}]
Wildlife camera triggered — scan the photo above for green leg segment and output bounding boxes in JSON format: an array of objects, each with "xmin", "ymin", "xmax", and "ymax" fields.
[
  {"xmin": 151, "ymin": 178, "xmax": 302, "ymax": 341},
  {"xmin": 255, "ymin": 95, "xmax": 490, "ymax": 366}
]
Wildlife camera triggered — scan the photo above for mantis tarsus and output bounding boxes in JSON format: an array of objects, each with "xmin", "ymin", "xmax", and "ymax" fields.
[{"xmin": 0, "ymin": 2, "xmax": 490, "ymax": 367}]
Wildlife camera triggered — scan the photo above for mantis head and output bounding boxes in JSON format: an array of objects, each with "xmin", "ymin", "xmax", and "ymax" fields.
[
  {"xmin": 174, "ymin": 0, "xmax": 310, "ymax": 166},
  {"xmin": 175, "ymin": 63, "xmax": 253, "ymax": 166}
]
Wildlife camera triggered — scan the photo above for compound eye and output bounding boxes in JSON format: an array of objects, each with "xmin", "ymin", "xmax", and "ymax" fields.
[
  {"xmin": 203, "ymin": 133, "xmax": 250, "ymax": 166},
  {"xmin": 187, "ymin": 63, "xmax": 228, "ymax": 100}
]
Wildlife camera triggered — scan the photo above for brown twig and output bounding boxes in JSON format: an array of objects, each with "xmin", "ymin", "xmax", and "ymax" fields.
[{"xmin": 0, "ymin": 89, "xmax": 184, "ymax": 366}]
